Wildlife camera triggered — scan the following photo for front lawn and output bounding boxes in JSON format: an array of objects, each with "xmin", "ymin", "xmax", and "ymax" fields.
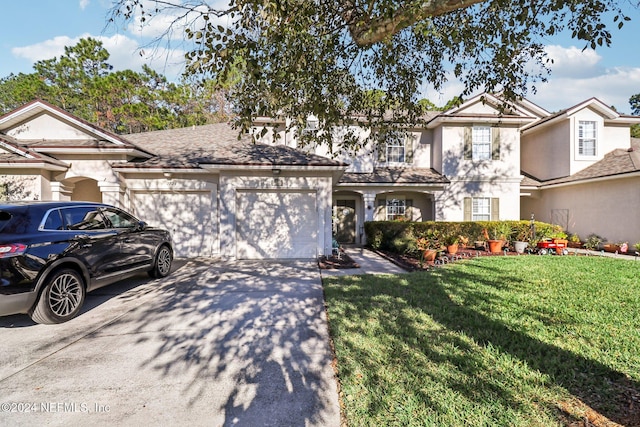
[{"xmin": 323, "ymin": 256, "xmax": 640, "ymax": 426}]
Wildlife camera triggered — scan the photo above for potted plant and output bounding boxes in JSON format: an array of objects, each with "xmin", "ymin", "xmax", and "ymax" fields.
[
  {"xmin": 512, "ymin": 225, "xmax": 531, "ymax": 254},
  {"xmin": 583, "ymin": 233, "xmax": 603, "ymax": 251},
  {"xmin": 550, "ymin": 231, "xmax": 568, "ymax": 246},
  {"xmin": 567, "ymin": 233, "xmax": 582, "ymax": 248},
  {"xmin": 442, "ymin": 232, "xmax": 460, "ymax": 255},
  {"xmin": 486, "ymin": 222, "xmax": 512, "ymax": 254},
  {"xmin": 416, "ymin": 229, "xmax": 441, "ymax": 262}
]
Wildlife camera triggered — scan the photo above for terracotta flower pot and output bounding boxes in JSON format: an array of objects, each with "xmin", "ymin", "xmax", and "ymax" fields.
[
  {"xmin": 423, "ymin": 249, "xmax": 438, "ymax": 261},
  {"xmin": 487, "ymin": 239, "xmax": 504, "ymax": 254},
  {"xmin": 446, "ymin": 244, "xmax": 459, "ymax": 255}
]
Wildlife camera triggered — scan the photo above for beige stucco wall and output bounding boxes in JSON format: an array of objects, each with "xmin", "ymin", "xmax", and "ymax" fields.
[
  {"xmin": 521, "ymin": 121, "xmax": 570, "ymax": 181},
  {"xmin": 523, "ymin": 108, "xmax": 633, "ymax": 181},
  {"xmin": 521, "ymin": 176, "xmax": 640, "ymax": 244},
  {"xmin": 432, "ymin": 124, "xmax": 522, "ymax": 221},
  {"xmin": 0, "ymin": 173, "xmax": 42, "ymax": 200},
  {"xmin": 7, "ymin": 114, "xmax": 89, "ymax": 140},
  {"xmin": 435, "ymin": 178, "xmax": 521, "ymax": 221},
  {"xmin": 439, "ymin": 125, "xmax": 521, "ymax": 179}
]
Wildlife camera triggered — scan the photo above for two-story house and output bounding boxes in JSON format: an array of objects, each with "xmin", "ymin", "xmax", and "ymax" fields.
[
  {"xmin": 520, "ymin": 98, "xmax": 640, "ymax": 245},
  {"xmin": 2, "ymin": 93, "xmax": 639, "ymax": 259}
]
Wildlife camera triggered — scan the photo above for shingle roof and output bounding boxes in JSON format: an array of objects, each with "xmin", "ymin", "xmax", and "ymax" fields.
[
  {"xmin": 122, "ymin": 123, "xmax": 346, "ymax": 168},
  {"xmin": 537, "ymin": 139, "xmax": 640, "ymax": 186},
  {"xmin": 339, "ymin": 168, "xmax": 449, "ymax": 184},
  {"xmin": 0, "ymin": 135, "xmax": 68, "ymax": 167},
  {"xmin": 520, "ymin": 172, "xmax": 541, "ymax": 187}
]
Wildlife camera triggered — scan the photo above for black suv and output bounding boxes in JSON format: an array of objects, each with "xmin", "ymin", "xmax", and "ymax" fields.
[{"xmin": 0, "ymin": 201, "xmax": 173, "ymax": 324}]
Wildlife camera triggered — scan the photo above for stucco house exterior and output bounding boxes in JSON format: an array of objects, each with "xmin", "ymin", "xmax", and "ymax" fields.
[
  {"xmin": 253, "ymin": 92, "xmax": 640, "ymax": 246},
  {"xmin": 2, "ymin": 94, "xmax": 640, "ymax": 259},
  {"xmin": 0, "ymin": 100, "xmax": 345, "ymax": 259}
]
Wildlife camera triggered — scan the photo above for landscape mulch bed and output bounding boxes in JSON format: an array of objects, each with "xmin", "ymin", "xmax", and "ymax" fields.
[
  {"xmin": 317, "ymin": 252, "xmax": 360, "ymax": 269},
  {"xmin": 375, "ymin": 246, "xmax": 640, "ymax": 272}
]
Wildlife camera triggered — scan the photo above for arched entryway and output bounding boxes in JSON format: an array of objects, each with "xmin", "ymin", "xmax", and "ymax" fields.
[{"xmin": 69, "ymin": 178, "xmax": 102, "ymax": 202}]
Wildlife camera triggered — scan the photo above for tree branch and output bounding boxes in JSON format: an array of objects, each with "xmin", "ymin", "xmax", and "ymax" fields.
[{"xmin": 343, "ymin": 0, "xmax": 487, "ymax": 46}]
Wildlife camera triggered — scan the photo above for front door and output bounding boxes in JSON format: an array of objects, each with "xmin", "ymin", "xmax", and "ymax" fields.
[{"xmin": 334, "ymin": 200, "xmax": 356, "ymax": 244}]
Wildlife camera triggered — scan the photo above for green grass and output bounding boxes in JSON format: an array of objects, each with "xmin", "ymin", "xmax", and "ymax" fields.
[{"xmin": 323, "ymin": 256, "xmax": 640, "ymax": 426}]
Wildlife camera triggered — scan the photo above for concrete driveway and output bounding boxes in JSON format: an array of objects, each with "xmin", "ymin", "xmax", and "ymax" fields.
[{"xmin": 0, "ymin": 260, "xmax": 340, "ymax": 426}]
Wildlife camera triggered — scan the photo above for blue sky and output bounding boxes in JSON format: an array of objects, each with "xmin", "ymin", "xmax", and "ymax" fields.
[{"xmin": 1, "ymin": 0, "xmax": 639, "ymax": 114}]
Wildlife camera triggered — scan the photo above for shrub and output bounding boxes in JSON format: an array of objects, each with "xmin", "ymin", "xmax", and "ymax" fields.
[
  {"xmin": 365, "ymin": 220, "xmax": 564, "ymax": 254},
  {"xmin": 584, "ymin": 234, "xmax": 604, "ymax": 250}
]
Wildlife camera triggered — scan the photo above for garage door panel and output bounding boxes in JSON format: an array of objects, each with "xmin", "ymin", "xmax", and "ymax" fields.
[
  {"xmin": 237, "ymin": 191, "xmax": 317, "ymax": 259},
  {"xmin": 133, "ymin": 191, "xmax": 214, "ymax": 258}
]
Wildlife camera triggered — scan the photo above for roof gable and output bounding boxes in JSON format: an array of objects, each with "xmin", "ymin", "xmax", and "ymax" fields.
[
  {"xmin": 522, "ymin": 98, "xmax": 638, "ymax": 133},
  {"xmin": 444, "ymin": 93, "xmax": 539, "ymax": 119},
  {"xmin": 0, "ymin": 100, "xmax": 152, "ymax": 157}
]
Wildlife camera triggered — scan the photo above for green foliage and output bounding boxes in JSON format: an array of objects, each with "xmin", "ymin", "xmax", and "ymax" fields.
[
  {"xmin": 365, "ymin": 220, "xmax": 563, "ymax": 254},
  {"xmin": 324, "ymin": 256, "xmax": 640, "ymax": 425},
  {"xmin": 0, "ymin": 38, "xmax": 232, "ymax": 133},
  {"xmin": 584, "ymin": 233, "xmax": 604, "ymax": 250},
  {"xmin": 110, "ymin": 0, "xmax": 635, "ymax": 151},
  {"xmin": 631, "ymin": 124, "xmax": 640, "ymax": 138},
  {"xmin": 630, "ymin": 93, "xmax": 640, "ymax": 116}
]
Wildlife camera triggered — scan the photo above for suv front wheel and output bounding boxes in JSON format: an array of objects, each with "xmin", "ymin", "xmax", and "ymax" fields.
[
  {"xmin": 31, "ymin": 269, "xmax": 86, "ymax": 324},
  {"xmin": 148, "ymin": 245, "xmax": 172, "ymax": 278}
]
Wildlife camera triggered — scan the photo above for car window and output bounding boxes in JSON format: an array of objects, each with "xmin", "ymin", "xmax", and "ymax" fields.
[
  {"xmin": 43, "ymin": 209, "xmax": 65, "ymax": 230},
  {"xmin": 0, "ymin": 210, "xmax": 11, "ymax": 233},
  {"xmin": 101, "ymin": 208, "xmax": 138, "ymax": 229},
  {"xmin": 62, "ymin": 207, "xmax": 108, "ymax": 230}
]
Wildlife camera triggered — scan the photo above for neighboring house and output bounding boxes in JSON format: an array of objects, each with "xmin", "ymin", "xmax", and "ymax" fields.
[
  {"xmin": 2, "ymin": 94, "xmax": 639, "ymax": 259},
  {"xmin": 520, "ymin": 98, "xmax": 640, "ymax": 245}
]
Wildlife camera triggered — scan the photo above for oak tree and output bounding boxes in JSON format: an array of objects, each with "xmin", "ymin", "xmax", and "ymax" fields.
[{"xmin": 109, "ymin": 0, "xmax": 632, "ymax": 149}]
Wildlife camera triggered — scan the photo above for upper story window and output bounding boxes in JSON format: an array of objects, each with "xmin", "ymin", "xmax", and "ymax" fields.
[
  {"xmin": 464, "ymin": 126, "xmax": 500, "ymax": 161},
  {"xmin": 387, "ymin": 134, "xmax": 406, "ymax": 163},
  {"xmin": 377, "ymin": 131, "xmax": 414, "ymax": 165},
  {"xmin": 472, "ymin": 127, "xmax": 492, "ymax": 160},
  {"xmin": 578, "ymin": 120, "xmax": 597, "ymax": 157}
]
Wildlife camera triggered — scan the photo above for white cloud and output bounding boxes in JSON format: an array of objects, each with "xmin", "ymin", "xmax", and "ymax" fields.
[
  {"xmin": 126, "ymin": 0, "xmax": 231, "ymax": 40},
  {"xmin": 421, "ymin": 81, "xmax": 468, "ymax": 108},
  {"xmin": 79, "ymin": 0, "xmax": 90, "ymax": 10},
  {"xmin": 11, "ymin": 34, "xmax": 186, "ymax": 81},
  {"xmin": 420, "ymin": 44, "xmax": 640, "ymax": 114},
  {"xmin": 529, "ymin": 67, "xmax": 640, "ymax": 114},
  {"xmin": 11, "ymin": 36, "xmax": 81, "ymax": 62},
  {"xmin": 544, "ymin": 45, "xmax": 604, "ymax": 78}
]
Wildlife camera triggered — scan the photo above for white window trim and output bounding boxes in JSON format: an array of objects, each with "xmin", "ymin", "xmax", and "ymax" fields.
[
  {"xmin": 378, "ymin": 131, "xmax": 412, "ymax": 165},
  {"xmin": 386, "ymin": 197, "xmax": 406, "ymax": 220},
  {"xmin": 386, "ymin": 132, "xmax": 407, "ymax": 164},
  {"xmin": 472, "ymin": 197, "xmax": 491, "ymax": 221},
  {"xmin": 576, "ymin": 120, "xmax": 598, "ymax": 160},
  {"xmin": 472, "ymin": 126, "xmax": 492, "ymax": 161}
]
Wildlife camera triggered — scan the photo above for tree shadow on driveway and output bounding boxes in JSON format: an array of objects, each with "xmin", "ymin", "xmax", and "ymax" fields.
[{"xmin": 97, "ymin": 259, "xmax": 339, "ymax": 426}]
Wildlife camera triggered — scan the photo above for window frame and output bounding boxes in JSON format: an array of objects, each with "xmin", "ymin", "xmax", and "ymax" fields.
[
  {"xmin": 377, "ymin": 131, "xmax": 415, "ymax": 165},
  {"xmin": 386, "ymin": 132, "xmax": 406, "ymax": 164},
  {"xmin": 472, "ymin": 126, "xmax": 492, "ymax": 161},
  {"xmin": 577, "ymin": 120, "xmax": 597, "ymax": 158},
  {"xmin": 386, "ymin": 198, "xmax": 406, "ymax": 221},
  {"xmin": 471, "ymin": 197, "xmax": 491, "ymax": 221}
]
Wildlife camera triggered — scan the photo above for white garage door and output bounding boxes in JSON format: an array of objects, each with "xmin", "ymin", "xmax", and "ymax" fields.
[
  {"xmin": 132, "ymin": 191, "xmax": 214, "ymax": 258},
  {"xmin": 236, "ymin": 190, "xmax": 317, "ymax": 259}
]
